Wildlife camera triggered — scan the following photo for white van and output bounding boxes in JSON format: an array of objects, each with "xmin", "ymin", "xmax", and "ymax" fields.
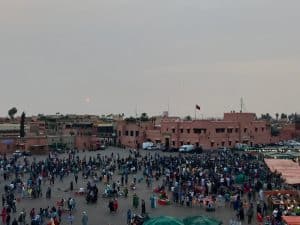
[
  {"xmin": 179, "ymin": 145, "xmax": 195, "ymax": 153},
  {"xmin": 142, "ymin": 142, "xmax": 154, "ymax": 150}
]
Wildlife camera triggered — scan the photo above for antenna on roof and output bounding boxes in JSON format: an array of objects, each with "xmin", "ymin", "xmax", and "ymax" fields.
[{"xmin": 240, "ymin": 97, "xmax": 246, "ymax": 113}]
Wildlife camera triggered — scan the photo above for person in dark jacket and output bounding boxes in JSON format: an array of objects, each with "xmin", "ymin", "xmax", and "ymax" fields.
[
  {"xmin": 141, "ymin": 199, "xmax": 146, "ymax": 215},
  {"xmin": 12, "ymin": 218, "xmax": 18, "ymax": 225},
  {"xmin": 247, "ymin": 203, "xmax": 254, "ymax": 224},
  {"xmin": 6, "ymin": 213, "xmax": 11, "ymax": 225}
]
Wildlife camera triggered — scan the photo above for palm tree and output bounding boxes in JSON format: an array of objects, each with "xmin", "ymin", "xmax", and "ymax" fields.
[
  {"xmin": 8, "ymin": 107, "xmax": 17, "ymax": 119},
  {"xmin": 281, "ymin": 113, "xmax": 287, "ymax": 120},
  {"xmin": 140, "ymin": 113, "xmax": 149, "ymax": 122}
]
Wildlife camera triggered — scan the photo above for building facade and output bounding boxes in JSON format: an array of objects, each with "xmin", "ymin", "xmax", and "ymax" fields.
[{"xmin": 117, "ymin": 112, "xmax": 273, "ymax": 150}]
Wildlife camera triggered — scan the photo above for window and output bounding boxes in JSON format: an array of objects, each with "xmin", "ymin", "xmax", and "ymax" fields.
[
  {"xmin": 135, "ymin": 131, "xmax": 139, "ymax": 137},
  {"xmin": 244, "ymin": 128, "xmax": 247, "ymax": 133},
  {"xmin": 130, "ymin": 131, "xmax": 134, "ymax": 136},
  {"xmin": 211, "ymin": 142, "xmax": 214, "ymax": 147},
  {"xmin": 227, "ymin": 128, "xmax": 233, "ymax": 133},
  {"xmin": 125, "ymin": 130, "xmax": 129, "ymax": 136},
  {"xmin": 187, "ymin": 142, "xmax": 190, "ymax": 145},
  {"xmin": 196, "ymin": 142, "xmax": 199, "ymax": 147},
  {"xmin": 180, "ymin": 141, "xmax": 184, "ymax": 146},
  {"xmin": 235, "ymin": 128, "xmax": 239, "ymax": 133},
  {"xmin": 229, "ymin": 141, "xmax": 232, "ymax": 146},
  {"xmin": 172, "ymin": 141, "xmax": 175, "ymax": 146},
  {"xmin": 193, "ymin": 128, "xmax": 207, "ymax": 134},
  {"xmin": 187, "ymin": 129, "xmax": 190, "ymax": 134},
  {"xmin": 255, "ymin": 128, "xmax": 258, "ymax": 132},
  {"xmin": 216, "ymin": 128, "xmax": 225, "ymax": 133},
  {"xmin": 166, "ymin": 128, "xmax": 169, "ymax": 132},
  {"xmin": 262, "ymin": 127, "xmax": 265, "ymax": 132},
  {"xmin": 222, "ymin": 142, "xmax": 225, "ymax": 147},
  {"xmin": 172, "ymin": 129, "xmax": 176, "ymax": 133},
  {"xmin": 180, "ymin": 129, "xmax": 183, "ymax": 133}
]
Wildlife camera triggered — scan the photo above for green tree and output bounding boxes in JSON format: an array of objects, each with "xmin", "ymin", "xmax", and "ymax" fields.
[
  {"xmin": 140, "ymin": 113, "xmax": 149, "ymax": 122},
  {"xmin": 271, "ymin": 125, "xmax": 280, "ymax": 136},
  {"xmin": 275, "ymin": 113, "xmax": 279, "ymax": 121},
  {"xmin": 261, "ymin": 113, "xmax": 272, "ymax": 121},
  {"xmin": 184, "ymin": 115, "xmax": 192, "ymax": 121},
  {"xmin": 281, "ymin": 113, "xmax": 287, "ymax": 120},
  {"xmin": 8, "ymin": 107, "xmax": 17, "ymax": 119},
  {"xmin": 125, "ymin": 117, "xmax": 137, "ymax": 123}
]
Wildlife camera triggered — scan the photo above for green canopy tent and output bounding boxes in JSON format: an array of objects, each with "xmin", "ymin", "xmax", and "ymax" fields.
[
  {"xmin": 183, "ymin": 216, "xmax": 222, "ymax": 225},
  {"xmin": 143, "ymin": 216, "xmax": 184, "ymax": 225}
]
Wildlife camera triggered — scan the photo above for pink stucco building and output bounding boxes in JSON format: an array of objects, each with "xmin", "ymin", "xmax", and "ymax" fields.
[{"xmin": 117, "ymin": 112, "xmax": 273, "ymax": 150}]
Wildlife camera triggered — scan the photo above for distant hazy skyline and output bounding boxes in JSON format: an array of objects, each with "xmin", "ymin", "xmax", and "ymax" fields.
[{"xmin": 0, "ymin": 1, "xmax": 299, "ymax": 118}]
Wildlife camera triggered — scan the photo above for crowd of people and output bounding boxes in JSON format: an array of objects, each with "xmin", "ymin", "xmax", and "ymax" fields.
[{"xmin": 0, "ymin": 147, "xmax": 293, "ymax": 225}]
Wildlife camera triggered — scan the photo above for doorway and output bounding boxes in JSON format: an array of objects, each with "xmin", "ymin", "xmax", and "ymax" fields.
[{"xmin": 165, "ymin": 138, "xmax": 170, "ymax": 150}]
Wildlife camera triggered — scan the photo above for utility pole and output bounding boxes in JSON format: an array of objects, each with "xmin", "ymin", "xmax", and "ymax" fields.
[{"xmin": 240, "ymin": 97, "xmax": 244, "ymax": 113}]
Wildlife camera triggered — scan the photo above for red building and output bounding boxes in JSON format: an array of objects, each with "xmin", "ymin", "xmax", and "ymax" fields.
[{"xmin": 117, "ymin": 112, "xmax": 273, "ymax": 150}]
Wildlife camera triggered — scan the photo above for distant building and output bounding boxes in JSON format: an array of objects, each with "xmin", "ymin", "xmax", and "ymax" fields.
[{"xmin": 117, "ymin": 112, "xmax": 273, "ymax": 150}]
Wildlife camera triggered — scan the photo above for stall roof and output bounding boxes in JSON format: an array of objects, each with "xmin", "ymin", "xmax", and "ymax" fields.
[
  {"xmin": 265, "ymin": 159, "xmax": 300, "ymax": 185},
  {"xmin": 282, "ymin": 216, "xmax": 300, "ymax": 225}
]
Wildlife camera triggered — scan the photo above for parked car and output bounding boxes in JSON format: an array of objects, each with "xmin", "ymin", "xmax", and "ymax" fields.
[
  {"xmin": 179, "ymin": 145, "xmax": 195, "ymax": 153},
  {"xmin": 100, "ymin": 145, "xmax": 106, "ymax": 150},
  {"xmin": 13, "ymin": 150, "xmax": 23, "ymax": 158},
  {"xmin": 142, "ymin": 142, "xmax": 154, "ymax": 150},
  {"xmin": 146, "ymin": 145, "xmax": 159, "ymax": 150}
]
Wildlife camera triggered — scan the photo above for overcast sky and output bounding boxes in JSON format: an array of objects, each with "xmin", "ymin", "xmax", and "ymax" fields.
[{"xmin": 0, "ymin": 0, "xmax": 299, "ymax": 118}]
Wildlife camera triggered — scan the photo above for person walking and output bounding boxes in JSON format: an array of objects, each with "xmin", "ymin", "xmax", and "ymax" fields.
[
  {"xmin": 108, "ymin": 200, "xmax": 114, "ymax": 213},
  {"xmin": 11, "ymin": 218, "xmax": 18, "ymax": 225},
  {"xmin": 127, "ymin": 209, "xmax": 131, "ymax": 225},
  {"xmin": 247, "ymin": 203, "xmax": 254, "ymax": 224},
  {"xmin": 6, "ymin": 213, "xmax": 11, "ymax": 225},
  {"xmin": 150, "ymin": 195, "xmax": 157, "ymax": 209},
  {"xmin": 133, "ymin": 193, "xmax": 139, "ymax": 209},
  {"xmin": 113, "ymin": 199, "xmax": 118, "ymax": 212},
  {"xmin": 1, "ymin": 207, "xmax": 7, "ymax": 224},
  {"xmin": 81, "ymin": 212, "xmax": 88, "ymax": 225},
  {"xmin": 141, "ymin": 199, "xmax": 146, "ymax": 215},
  {"xmin": 67, "ymin": 213, "xmax": 74, "ymax": 225}
]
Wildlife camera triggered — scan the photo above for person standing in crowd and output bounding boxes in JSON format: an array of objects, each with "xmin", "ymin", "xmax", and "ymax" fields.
[
  {"xmin": 141, "ymin": 199, "xmax": 146, "ymax": 215},
  {"xmin": 113, "ymin": 199, "xmax": 118, "ymax": 212},
  {"xmin": 11, "ymin": 218, "xmax": 18, "ymax": 225},
  {"xmin": 67, "ymin": 213, "xmax": 74, "ymax": 225},
  {"xmin": 108, "ymin": 200, "xmax": 114, "ymax": 213},
  {"xmin": 1, "ymin": 207, "xmax": 7, "ymax": 224},
  {"xmin": 150, "ymin": 194, "xmax": 157, "ymax": 209},
  {"xmin": 247, "ymin": 203, "xmax": 254, "ymax": 224},
  {"xmin": 127, "ymin": 209, "xmax": 131, "ymax": 225},
  {"xmin": 133, "ymin": 193, "xmax": 139, "ymax": 209},
  {"xmin": 6, "ymin": 213, "xmax": 11, "ymax": 225},
  {"xmin": 81, "ymin": 212, "xmax": 88, "ymax": 225}
]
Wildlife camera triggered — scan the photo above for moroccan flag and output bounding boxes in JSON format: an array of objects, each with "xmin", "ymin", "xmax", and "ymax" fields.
[{"xmin": 196, "ymin": 104, "xmax": 201, "ymax": 110}]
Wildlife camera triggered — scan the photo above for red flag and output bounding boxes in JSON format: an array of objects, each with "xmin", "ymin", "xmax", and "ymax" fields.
[{"xmin": 196, "ymin": 104, "xmax": 200, "ymax": 110}]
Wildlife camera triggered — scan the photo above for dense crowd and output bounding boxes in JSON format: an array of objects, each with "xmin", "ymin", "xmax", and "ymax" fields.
[{"xmin": 0, "ymin": 148, "xmax": 291, "ymax": 225}]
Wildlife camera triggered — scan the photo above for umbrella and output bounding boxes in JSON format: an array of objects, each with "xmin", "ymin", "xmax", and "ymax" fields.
[
  {"xmin": 143, "ymin": 216, "xmax": 184, "ymax": 225},
  {"xmin": 183, "ymin": 216, "xmax": 222, "ymax": 225}
]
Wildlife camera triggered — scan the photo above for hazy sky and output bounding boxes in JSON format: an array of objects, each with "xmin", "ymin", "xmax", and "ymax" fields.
[{"xmin": 0, "ymin": 0, "xmax": 299, "ymax": 118}]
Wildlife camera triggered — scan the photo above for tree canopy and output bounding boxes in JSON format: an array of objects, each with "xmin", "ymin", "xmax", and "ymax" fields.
[{"xmin": 8, "ymin": 107, "xmax": 17, "ymax": 119}]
